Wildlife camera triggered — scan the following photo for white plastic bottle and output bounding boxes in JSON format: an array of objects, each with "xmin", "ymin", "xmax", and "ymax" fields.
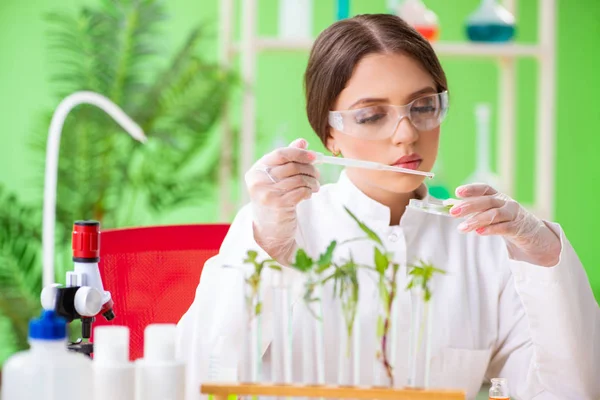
[
  {"xmin": 135, "ymin": 324, "xmax": 185, "ymax": 400},
  {"xmin": 93, "ymin": 326, "xmax": 135, "ymax": 400},
  {"xmin": 1, "ymin": 310, "xmax": 93, "ymax": 400}
]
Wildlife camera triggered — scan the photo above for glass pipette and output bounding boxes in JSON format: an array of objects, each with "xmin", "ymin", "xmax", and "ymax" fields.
[{"xmin": 313, "ymin": 152, "xmax": 435, "ymax": 178}]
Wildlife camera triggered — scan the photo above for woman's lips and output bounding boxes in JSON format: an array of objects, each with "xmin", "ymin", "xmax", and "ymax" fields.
[
  {"xmin": 393, "ymin": 160, "xmax": 422, "ymax": 170},
  {"xmin": 392, "ymin": 154, "xmax": 422, "ymax": 170}
]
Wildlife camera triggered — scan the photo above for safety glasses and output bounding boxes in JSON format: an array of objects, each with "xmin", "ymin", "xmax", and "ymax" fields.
[{"xmin": 328, "ymin": 91, "xmax": 449, "ymax": 140}]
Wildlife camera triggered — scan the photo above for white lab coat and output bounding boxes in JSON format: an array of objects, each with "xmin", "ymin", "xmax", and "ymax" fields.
[{"xmin": 177, "ymin": 170, "xmax": 600, "ymax": 400}]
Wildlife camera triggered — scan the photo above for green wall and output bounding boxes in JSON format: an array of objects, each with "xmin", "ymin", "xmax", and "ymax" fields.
[{"xmin": 0, "ymin": 0, "xmax": 598, "ymax": 303}]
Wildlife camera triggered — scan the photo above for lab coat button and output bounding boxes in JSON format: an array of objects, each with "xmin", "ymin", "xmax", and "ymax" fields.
[{"xmin": 389, "ymin": 233, "xmax": 399, "ymax": 242}]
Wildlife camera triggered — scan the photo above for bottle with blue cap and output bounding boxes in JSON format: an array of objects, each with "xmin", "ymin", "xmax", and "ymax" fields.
[{"xmin": 1, "ymin": 310, "xmax": 92, "ymax": 400}]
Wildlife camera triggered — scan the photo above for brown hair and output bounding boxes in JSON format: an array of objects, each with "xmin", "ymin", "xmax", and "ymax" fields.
[{"xmin": 304, "ymin": 14, "xmax": 448, "ymax": 146}]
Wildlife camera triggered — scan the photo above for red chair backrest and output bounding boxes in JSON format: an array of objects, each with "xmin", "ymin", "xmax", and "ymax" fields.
[{"xmin": 94, "ymin": 224, "xmax": 230, "ymax": 360}]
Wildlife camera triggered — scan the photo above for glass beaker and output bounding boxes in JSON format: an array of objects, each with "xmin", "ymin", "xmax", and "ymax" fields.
[
  {"xmin": 406, "ymin": 286, "xmax": 434, "ymax": 388},
  {"xmin": 489, "ymin": 377, "xmax": 510, "ymax": 399},
  {"xmin": 270, "ymin": 269, "xmax": 293, "ymax": 385},
  {"xmin": 466, "ymin": 0, "xmax": 516, "ymax": 42}
]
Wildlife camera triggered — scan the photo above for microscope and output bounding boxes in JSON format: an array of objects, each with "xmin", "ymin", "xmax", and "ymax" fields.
[{"xmin": 41, "ymin": 220, "xmax": 115, "ymax": 357}]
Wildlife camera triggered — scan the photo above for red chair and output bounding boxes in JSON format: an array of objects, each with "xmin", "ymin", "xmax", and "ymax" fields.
[{"xmin": 94, "ymin": 224, "xmax": 230, "ymax": 360}]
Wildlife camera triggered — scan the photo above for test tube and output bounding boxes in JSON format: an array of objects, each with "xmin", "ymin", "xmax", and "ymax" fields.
[
  {"xmin": 336, "ymin": 295, "xmax": 360, "ymax": 386},
  {"xmin": 337, "ymin": 304, "xmax": 351, "ymax": 386},
  {"xmin": 314, "ymin": 283, "xmax": 326, "ymax": 385},
  {"xmin": 301, "ymin": 301, "xmax": 313, "ymax": 384},
  {"xmin": 407, "ymin": 286, "xmax": 434, "ymax": 388},
  {"xmin": 372, "ymin": 300, "xmax": 389, "ymax": 387},
  {"xmin": 271, "ymin": 270, "xmax": 292, "ymax": 385},
  {"xmin": 301, "ymin": 271, "xmax": 326, "ymax": 385},
  {"xmin": 390, "ymin": 280, "xmax": 401, "ymax": 388},
  {"xmin": 373, "ymin": 283, "xmax": 400, "ymax": 387},
  {"xmin": 240, "ymin": 270, "xmax": 262, "ymax": 384},
  {"xmin": 353, "ymin": 315, "xmax": 360, "ymax": 386}
]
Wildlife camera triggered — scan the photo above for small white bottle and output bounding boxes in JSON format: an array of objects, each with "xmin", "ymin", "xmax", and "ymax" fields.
[
  {"xmin": 93, "ymin": 326, "xmax": 135, "ymax": 400},
  {"xmin": 135, "ymin": 324, "xmax": 185, "ymax": 400},
  {"xmin": 1, "ymin": 310, "xmax": 93, "ymax": 400},
  {"xmin": 489, "ymin": 377, "xmax": 510, "ymax": 399}
]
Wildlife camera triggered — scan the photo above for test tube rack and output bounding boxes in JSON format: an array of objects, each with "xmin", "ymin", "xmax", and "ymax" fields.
[{"xmin": 201, "ymin": 382, "xmax": 465, "ymax": 400}]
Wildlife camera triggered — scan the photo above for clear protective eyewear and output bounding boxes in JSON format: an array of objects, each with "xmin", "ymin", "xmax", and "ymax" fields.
[{"xmin": 328, "ymin": 91, "xmax": 449, "ymax": 140}]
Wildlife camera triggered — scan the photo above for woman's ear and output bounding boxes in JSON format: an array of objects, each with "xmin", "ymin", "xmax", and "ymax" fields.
[{"xmin": 326, "ymin": 135, "xmax": 340, "ymax": 156}]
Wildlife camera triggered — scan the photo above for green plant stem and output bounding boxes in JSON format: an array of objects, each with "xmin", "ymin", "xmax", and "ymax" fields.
[
  {"xmin": 379, "ymin": 271, "xmax": 397, "ymax": 387},
  {"xmin": 415, "ymin": 300, "xmax": 429, "ymax": 359}
]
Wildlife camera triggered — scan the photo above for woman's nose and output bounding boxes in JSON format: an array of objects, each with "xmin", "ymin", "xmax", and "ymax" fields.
[{"xmin": 391, "ymin": 116, "xmax": 419, "ymax": 145}]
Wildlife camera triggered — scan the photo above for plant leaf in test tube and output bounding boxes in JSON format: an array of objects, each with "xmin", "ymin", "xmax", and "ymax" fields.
[{"xmin": 406, "ymin": 260, "xmax": 445, "ymax": 388}]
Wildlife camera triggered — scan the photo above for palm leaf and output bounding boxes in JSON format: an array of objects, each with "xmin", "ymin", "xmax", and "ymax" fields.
[
  {"xmin": 36, "ymin": 0, "xmax": 234, "ymax": 233},
  {"xmin": 6, "ymin": 0, "xmax": 233, "ymax": 366},
  {"xmin": 133, "ymin": 25, "xmax": 207, "ymax": 129},
  {"xmin": 0, "ymin": 186, "xmax": 43, "ymax": 360}
]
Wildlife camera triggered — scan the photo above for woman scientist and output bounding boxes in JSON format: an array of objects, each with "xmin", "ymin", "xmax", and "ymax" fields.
[{"xmin": 177, "ymin": 14, "xmax": 599, "ymax": 400}]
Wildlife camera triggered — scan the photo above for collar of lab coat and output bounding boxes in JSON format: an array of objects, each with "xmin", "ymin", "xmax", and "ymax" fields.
[{"xmin": 334, "ymin": 169, "xmax": 430, "ymax": 230}]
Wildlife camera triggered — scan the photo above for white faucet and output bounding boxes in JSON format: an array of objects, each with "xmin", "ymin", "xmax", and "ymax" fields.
[{"xmin": 42, "ymin": 91, "xmax": 147, "ymax": 288}]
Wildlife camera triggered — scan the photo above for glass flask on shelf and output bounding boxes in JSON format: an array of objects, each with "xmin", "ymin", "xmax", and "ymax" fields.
[
  {"xmin": 396, "ymin": 0, "xmax": 440, "ymax": 41},
  {"xmin": 466, "ymin": 0, "xmax": 516, "ymax": 42}
]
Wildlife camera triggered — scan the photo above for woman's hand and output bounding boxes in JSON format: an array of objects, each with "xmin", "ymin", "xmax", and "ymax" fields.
[
  {"xmin": 448, "ymin": 183, "xmax": 562, "ymax": 267},
  {"xmin": 245, "ymin": 138, "xmax": 320, "ymax": 264}
]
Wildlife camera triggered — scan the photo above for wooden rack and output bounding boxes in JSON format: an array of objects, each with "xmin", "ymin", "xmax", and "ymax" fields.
[{"xmin": 201, "ymin": 382, "xmax": 465, "ymax": 400}]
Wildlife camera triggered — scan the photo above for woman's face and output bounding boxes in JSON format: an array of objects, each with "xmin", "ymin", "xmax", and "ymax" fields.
[{"xmin": 328, "ymin": 52, "xmax": 440, "ymax": 195}]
